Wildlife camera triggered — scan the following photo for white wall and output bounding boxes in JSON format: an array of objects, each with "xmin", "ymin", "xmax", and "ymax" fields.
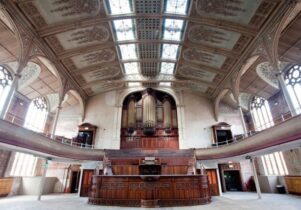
[
  {"xmin": 55, "ymin": 104, "xmax": 82, "ymax": 139},
  {"xmin": 84, "ymin": 91, "xmax": 119, "ymax": 149},
  {"xmin": 181, "ymin": 92, "xmax": 244, "ymax": 149}
]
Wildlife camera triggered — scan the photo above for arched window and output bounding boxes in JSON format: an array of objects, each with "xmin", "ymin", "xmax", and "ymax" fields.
[
  {"xmin": 285, "ymin": 65, "xmax": 301, "ymax": 114},
  {"xmin": 24, "ymin": 97, "xmax": 48, "ymax": 133},
  {"xmin": 0, "ymin": 65, "xmax": 13, "ymax": 111},
  {"xmin": 250, "ymin": 96, "xmax": 274, "ymax": 131}
]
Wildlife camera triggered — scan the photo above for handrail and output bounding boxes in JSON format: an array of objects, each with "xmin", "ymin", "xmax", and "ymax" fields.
[
  {"xmin": 3, "ymin": 107, "xmax": 301, "ymax": 150},
  {"xmin": 210, "ymin": 107, "xmax": 301, "ymax": 148}
]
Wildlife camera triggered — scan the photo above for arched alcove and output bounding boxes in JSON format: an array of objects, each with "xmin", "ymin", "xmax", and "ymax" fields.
[{"xmin": 120, "ymin": 88, "xmax": 179, "ymax": 150}]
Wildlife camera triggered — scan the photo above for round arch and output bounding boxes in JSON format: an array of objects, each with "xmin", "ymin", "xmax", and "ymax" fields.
[
  {"xmin": 63, "ymin": 89, "xmax": 85, "ymax": 122},
  {"xmin": 214, "ymin": 88, "xmax": 232, "ymax": 122},
  {"xmin": 113, "ymin": 87, "xmax": 185, "ymax": 149}
]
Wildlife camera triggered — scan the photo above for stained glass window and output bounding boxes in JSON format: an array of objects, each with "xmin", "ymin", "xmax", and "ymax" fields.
[
  {"xmin": 285, "ymin": 65, "xmax": 301, "ymax": 114},
  {"xmin": 250, "ymin": 96, "xmax": 274, "ymax": 131},
  {"xmin": 0, "ymin": 65, "xmax": 13, "ymax": 112},
  {"xmin": 24, "ymin": 97, "xmax": 48, "ymax": 133}
]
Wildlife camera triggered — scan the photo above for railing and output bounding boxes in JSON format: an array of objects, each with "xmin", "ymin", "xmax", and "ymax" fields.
[
  {"xmin": 3, "ymin": 108, "xmax": 301, "ymax": 150},
  {"xmin": 211, "ymin": 107, "xmax": 301, "ymax": 148}
]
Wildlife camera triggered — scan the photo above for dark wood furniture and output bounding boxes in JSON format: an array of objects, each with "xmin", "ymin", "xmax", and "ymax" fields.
[
  {"xmin": 76, "ymin": 123, "xmax": 97, "ymax": 147},
  {"xmin": 80, "ymin": 170, "xmax": 94, "ymax": 197},
  {"xmin": 206, "ymin": 169, "xmax": 220, "ymax": 196},
  {"xmin": 89, "ymin": 175, "xmax": 211, "ymax": 207},
  {"xmin": 212, "ymin": 122, "xmax": 233, "ymax": 145},
  {"xmin": 121, "ymin": 128, "xmax": 179, "ymax": 150},
  {"xmin": 284, "ymin": 176, "xmax": 301, "ymax": 195}
]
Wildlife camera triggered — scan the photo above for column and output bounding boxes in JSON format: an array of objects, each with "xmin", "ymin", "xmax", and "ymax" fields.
[
  {"xmin": 250, "ymin": 157, "xmax": 262, "ymax": 199},
  {"xmin": 276, "ymin": 72, "xmax": 297, "ymax": 116},
  {"xmin": 77, "ymin": 167, "xmax": 84, "ymax": 197},
  {"xmin": 238, "ymin": 105, "xmax": 248, "ymax": 137},
  {"xmin": 163, "ymin": 97, "xmax": 172, "ymax": 129},
  {"xmin": 0, "ymin": 74, "xmax": 20, "ymax": 119},
  {"xmin": 50, "ymin": 105, "xmax": 62, "ymax": 139},
  {"xmin": 37, "ymin": 159, "xmax": 49, "ymax": 201}
]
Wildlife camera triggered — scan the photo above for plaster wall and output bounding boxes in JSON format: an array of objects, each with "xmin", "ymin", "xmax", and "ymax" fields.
[
  {"xmin": 181, "ymin": 92, "xmax": 244, "ymax": 149},
  {"xmin": 55, "ymin": 104, "xmax": 82, "ymax": 139}
]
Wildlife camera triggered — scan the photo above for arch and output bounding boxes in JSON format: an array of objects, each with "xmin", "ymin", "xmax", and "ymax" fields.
[
  {"xmin": 213, "ymin": 88, "xmax": 231, "ymax": 121},
  {"xmin": 64, "ymin": 89, "xmax": 85, "ymax": 121},
  {"xmin": 0, "ymin": 7, "xmax": 22, "ymax": 59},
  {"xmin": 114, "ymin": 87, "xmax": 185, "ymax": 148},
  {"xmin": 37, "ymin": 56, "xmax": 64, "ymax": 99},
  {"xmin": 117, "ymin": 87, "xmax": 182, "ymax": 107},
  {"xmin": 256, "ymin": 62, "xmax": 279, "ymax": 89},
  {"xmin": 233, "ymin": 55, "xmax": 260, "ymax": 104}
]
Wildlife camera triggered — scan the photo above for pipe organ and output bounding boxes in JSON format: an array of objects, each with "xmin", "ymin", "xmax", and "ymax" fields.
[{"xmin": 120, "ymin": 89, "xmax": 179, "ymax": 149}]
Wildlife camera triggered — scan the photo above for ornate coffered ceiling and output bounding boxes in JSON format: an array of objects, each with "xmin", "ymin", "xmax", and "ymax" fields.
[{"xmin": 1, "ymin": 0, "xmax": 292, "ymax": 98}]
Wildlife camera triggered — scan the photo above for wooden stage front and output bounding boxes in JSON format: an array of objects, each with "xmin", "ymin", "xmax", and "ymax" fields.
[{"xmin": 88, "ymin": 175, "xmax": 211, "ymax": 207}]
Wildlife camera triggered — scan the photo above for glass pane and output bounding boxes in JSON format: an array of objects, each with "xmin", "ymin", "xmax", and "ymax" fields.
[
  {"xmin": 124, "ymin": 62, "xmax": 139, "ymax": 74},
  {"xmin": 119, "ymin": 44, "xmax": 138, "ymax": 60},
  {"xmin": 161, "ymin": 44, "xmax": 179, "ymax": 60},
  {"xmin": 165, "ymin": 0, "xmax": 189, "ymax": 15},
  {"xmin": 113, "ymin": 19, "xmax": 135, "ymax": 41},
  {"xmin": 269, "ymin": 154, "xmax": 279, "ymax": 175},
  {"xmin": 107, "ymin": 0, "xmax": 132, "ymax": 15},
  {"xmin": 160, "ymin": 62, "xmax": 175, "ymax": 74},
  {"xmin": 160, "ymin": 82, "xmax": 171, "ymax": 86},
  {"xmin": 163, "ymin": 19, "xmax": 184, "ymax": 41}
]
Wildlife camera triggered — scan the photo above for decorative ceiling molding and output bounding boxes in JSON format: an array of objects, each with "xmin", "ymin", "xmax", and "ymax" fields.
[
  {"xmin": 18, "ymin": 62, "xmax": 41, "ymax": 90},
  {"xmin": 256, "ymin": 62, "xmax": 282, "ymax": 89}
]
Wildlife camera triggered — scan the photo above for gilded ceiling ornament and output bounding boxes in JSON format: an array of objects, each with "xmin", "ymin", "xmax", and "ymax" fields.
[
  {"xmin": 68, "ymin": 26, "xmax": 110, "ymax": 44},
  {"xmin": 196, "ymin": 0, "xmax": 245, "ymax": 17},
  {"xmin": 188, "ymin": 25, "xmax": 228, "ymax": 44},
  {"xmin": 81, "ymin": 49, "xmax": 115, "ymax": 64},
  {"xmin": 183, "ymin": 48, "xmax": 214, "ymax": 63},
  {"xmin": 51, "ymin": 0, "xmax": 99, "ymax": 16}
]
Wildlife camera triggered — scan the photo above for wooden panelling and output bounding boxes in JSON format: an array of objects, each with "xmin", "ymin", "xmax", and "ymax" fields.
[
  {"xmin": 80, "ymin": 170, "xmax": 94, "ymax": 197},
  {"xmin": 285, "ymin": 176, "xmax": 301, "ymax": 195},
  {"xmin": 89, "ymin": 175, "xmax": 211, "ymax": 207},
  {"xmin": 207, "ymin": 169, "xmax": 219, "ymax": 196},
  {"xmin": 0, "ymin": 178, "xmax": 13, "ymax": 197}
]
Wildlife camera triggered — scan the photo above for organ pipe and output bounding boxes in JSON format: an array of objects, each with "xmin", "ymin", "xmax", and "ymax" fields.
[
  {"xmin": 127, "ymin": 96, "xmax": 136, "ymax": 129},
  {"xmin": 163, "ymin": 98, "xmax": 172, "ymax": 129},
  {"xmin": 142, "ymin": 93, "xmax": 156, "ymax": 130}
]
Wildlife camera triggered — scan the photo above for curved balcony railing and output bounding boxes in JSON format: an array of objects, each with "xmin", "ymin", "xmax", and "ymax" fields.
[
  {"xmin": 210, "ymin": 107, "xmax": 301, "ymax": 148},
  {"xmin": 3, "ymin": 107, "xmax": 301, "ymax": 152}
]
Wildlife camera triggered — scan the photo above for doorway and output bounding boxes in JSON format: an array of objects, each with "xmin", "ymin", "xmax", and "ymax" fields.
[
  {"xmin": 207, "ymin": 169, "xmax": 220, "ymax": 196},
  {"xmin": 224, "ymin": 170, "xmax": 242, "ymax": 191},
  {"xmin": 70, "ymin": 171, "xmax": 81, "ymax": 193}
]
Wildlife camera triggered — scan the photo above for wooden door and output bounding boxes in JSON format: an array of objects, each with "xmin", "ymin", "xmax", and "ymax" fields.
[
  {"xmin": 80, "ymin": 170, "xmax": 94, "ymax": 197},
  {"xmin": 207, "ymin": 169, "xmax": 219, "ymax": 196}
]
